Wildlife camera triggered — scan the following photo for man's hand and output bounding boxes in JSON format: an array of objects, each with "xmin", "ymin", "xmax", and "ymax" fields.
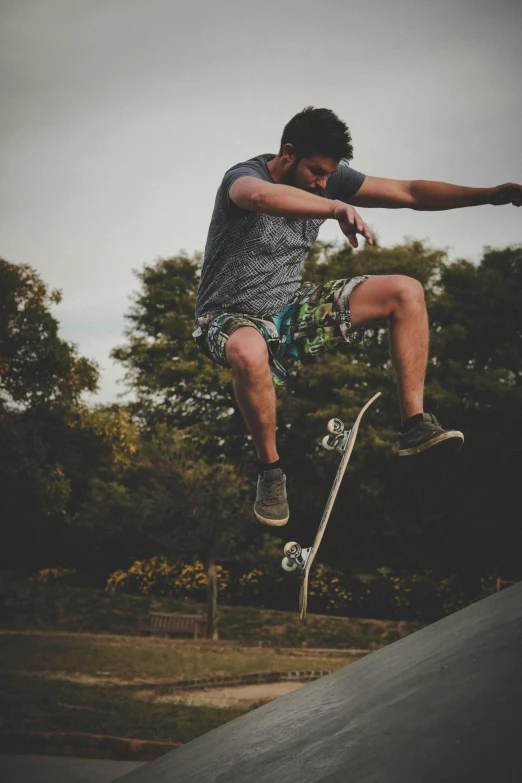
[
  {"xmin": 332, "ymin": 202, "xmax": 373, "ymax": 248},
  {"xmin": 488, "ymin": 183, "xmax": 522, "ymax": 207}
]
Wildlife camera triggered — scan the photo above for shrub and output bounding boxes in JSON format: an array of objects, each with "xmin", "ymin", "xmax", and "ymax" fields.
[
  {"xmin": 30, "ymin": 567, "xmax": 78, "ymax": 586},
  {"xmin": 106, "ymin": 557, "xmax": 229, "ymax": 600},
  {"xmin": 105, "ymin": 557, "xmax": 504, "ymax": 620}
]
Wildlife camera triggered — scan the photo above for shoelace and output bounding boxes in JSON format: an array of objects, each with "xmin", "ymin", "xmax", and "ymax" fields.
[{"xmin": 262, "ymin": 478, "xmax": 284, "ymax": 504}]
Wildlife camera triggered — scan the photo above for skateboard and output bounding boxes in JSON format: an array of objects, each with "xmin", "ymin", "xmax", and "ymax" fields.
[{"xmin": 281, "ymin": 391, "xmax": 381, "ymax": 620}]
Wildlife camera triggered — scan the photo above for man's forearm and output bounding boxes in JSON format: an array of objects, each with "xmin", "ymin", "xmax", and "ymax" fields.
[
  {"xmin": 252, "ymin": 183, "xmax": 337, "ymax": 219},
  {"xmin": 409, "ymin": 180, "xmax": 493, "ymax": 211}
]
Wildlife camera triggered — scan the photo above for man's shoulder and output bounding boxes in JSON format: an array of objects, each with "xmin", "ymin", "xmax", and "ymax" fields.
[
  {"xmin": 222, "ymin": 153, "xmax": 275, "ymax": 184},
  {"xmin": 213, "ymin": 154, "xmax": 275, "ymax": 219},
  {"xmin": 326, "ymin": 162, "xmax": 366, "ymax": 200}
]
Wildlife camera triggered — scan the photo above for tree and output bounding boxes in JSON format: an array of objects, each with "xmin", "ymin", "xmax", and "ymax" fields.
[
  {"xmin": 110, "ymin": 241, "xmax": 522, "ymax": 585},
  {"xmin": 111, "ymin": 254, "xmax": 258, "ymax": 470},
  {"xmin": 112, "ymin": 256, "xmax": 227, "ymax": 419},
  {"xmin": 0, "ymin": 259, "xmax": 140, "ymax": 574},
  {"xmin": 424, "ymin": 245, "xmax": 522, "ymax": 577},
  {"xmin": 0, "ymin": 259, "xmax": 98, "ymax": 411}
]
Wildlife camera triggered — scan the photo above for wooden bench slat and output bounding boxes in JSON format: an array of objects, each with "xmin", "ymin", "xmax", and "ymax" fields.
[{"xmin": 138, "ymin": 611, "xmax": 207, "ymax": 639}]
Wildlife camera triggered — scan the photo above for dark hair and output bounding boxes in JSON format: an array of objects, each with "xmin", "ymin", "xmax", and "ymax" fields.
[{"xmin": 279, "ymin": 106, "xmax": 354, "ymax": 162}]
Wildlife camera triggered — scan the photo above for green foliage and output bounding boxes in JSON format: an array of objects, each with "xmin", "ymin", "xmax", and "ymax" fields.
[
  {"xmin": 103, "ymin": 240, "xmax": 522, "ymax": 586},
  {"xmin": 111, "ymin": 255, "xmax": 234, "ymax": 440},
  {"xmin": 0, "ymin": 402, "xmax": 142, "ymax": 572},
  {"xmin": 0, "ymin": 259, "xmax": 139, "ymax": 571},
  {"xmin": 78, "ymin": 424, "xmax": 254, "ymax": 571},
  {"xmin": 3, "ymin": 240, "xmax": 521, "ymax": 616},
  {"xmin": 0, "ymin": 258, "xmax": 99, "ymax": 411},
  {"xmin": 104, "ymin": 555, "xmax": 501, "ymax": 622},
  {"xmin": 309, "ymin": 567, "xmax": 500, "ymax": 620}
]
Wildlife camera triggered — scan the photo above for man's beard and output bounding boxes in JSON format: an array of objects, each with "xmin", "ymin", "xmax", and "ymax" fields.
[
  {"xmin": 281, "ymin": 160, "xmax": 320, "ymax": 193},
  {"xmin": 281, "ymin": 160, "xmax": 300, "ymax": 187}
]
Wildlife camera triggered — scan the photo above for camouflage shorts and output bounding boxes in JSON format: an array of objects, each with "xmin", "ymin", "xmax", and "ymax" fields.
[{"xmin": 193, "ymin": 276, "xmax": 369, "ymax": 385}]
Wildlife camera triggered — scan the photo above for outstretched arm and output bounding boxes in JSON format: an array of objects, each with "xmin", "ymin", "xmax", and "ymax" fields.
[
  {"xmin": 350, "ymin": 176, "xmax": 522, "ymax": 210},
  {"xmin": 229, "ymin": 176, "xmax": 374, "ymax": 247}
]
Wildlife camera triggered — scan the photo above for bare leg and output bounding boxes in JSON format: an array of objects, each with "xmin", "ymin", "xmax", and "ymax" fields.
[
  {"xmin": 225, "ymin": 275, "xmax": 428, "ymax": 458},
  {"xmin": 225, "ymin": 326, "xmax": 279, "ymax": 462},
  {"xmin": 349, "ymin": 275, "xmax": 428, "ymax": 424}
]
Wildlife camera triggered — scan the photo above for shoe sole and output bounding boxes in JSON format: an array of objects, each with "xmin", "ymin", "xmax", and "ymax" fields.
[
  {"xmin": 398, "ymin": 430, "xmax": 464, "ymax": 457},
  {"xmin": 254, "ymin": 508, "xmax": 289, "ymax": 526}
]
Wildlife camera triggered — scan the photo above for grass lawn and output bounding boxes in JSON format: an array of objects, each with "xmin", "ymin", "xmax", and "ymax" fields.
[
  {"xmin": 0, "ymin": 672, "xmax": 245, "ymax": 744},
  {"xmin": 0, "ymin": 575, "xmax": 423, "ymax": 744},
  {"xmin": 0, "ymin": 631, "xmax": 359, "ymax": 683},
  {"xmin": 0, "ymin": 631, "xmax": 359, "ymax": 743}
]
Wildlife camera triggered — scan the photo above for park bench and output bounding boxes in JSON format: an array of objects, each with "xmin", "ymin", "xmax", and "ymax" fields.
[{"xmin": 138, "ymin": 611, "xmax": 207, "ymax": 640}]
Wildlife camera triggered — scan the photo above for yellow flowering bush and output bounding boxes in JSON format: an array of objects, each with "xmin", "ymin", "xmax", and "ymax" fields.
[
  {"xmin": 105, "ymin": 556, "xmax": 505, "ymax": 619},
  {"xmin": 309, "ymin": 564, "xmax": 352, "ymax": 612},
  {"xmin": 106, "ymin": 557, "xmax": 230, "ymax": 599},
  {"xmin": 30, "ymin": 567, "xmax": 77, "ymax": 585}
]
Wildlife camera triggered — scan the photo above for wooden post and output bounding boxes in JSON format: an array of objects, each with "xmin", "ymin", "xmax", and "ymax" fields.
[{"xmin": 206, "ymin": 554, "xmax": 219, "ymax": 640}]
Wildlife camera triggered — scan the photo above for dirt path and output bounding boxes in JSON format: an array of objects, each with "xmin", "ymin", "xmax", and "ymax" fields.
[{"xmin": 147, "ymin": 681, "xmax": 306, "ymax": 709}]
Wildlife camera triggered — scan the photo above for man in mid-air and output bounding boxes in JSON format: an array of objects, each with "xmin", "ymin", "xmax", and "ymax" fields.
[{"xmin": 193, "ymin": 107, "xmax": 521, "ymax": 526}]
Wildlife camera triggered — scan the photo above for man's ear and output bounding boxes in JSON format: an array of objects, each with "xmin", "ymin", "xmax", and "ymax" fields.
[{"xmin": 282, "ymin": 143, "xmax": 296, "ymax": 161}]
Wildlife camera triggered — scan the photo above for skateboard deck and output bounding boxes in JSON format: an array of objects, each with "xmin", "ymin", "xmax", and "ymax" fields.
[{"xmin": 282, "ymin": 391, "xmax": 381, "ymax": 620}]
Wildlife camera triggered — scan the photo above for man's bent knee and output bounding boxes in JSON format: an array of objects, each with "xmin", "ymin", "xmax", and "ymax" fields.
[
  {"xmin": 391, "ymin": 276, "xmax": 425, "ymax": 309},
  {"xmin": 350, "ymin": 275, "xmax": 424, "ymax": 327},
  {"xmin": 225, "ymin": 327, "xmax": 269, "ymax": 375}
]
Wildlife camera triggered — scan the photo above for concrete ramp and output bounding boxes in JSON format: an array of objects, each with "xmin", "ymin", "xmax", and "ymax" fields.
[{"xmin": 116, "ymin": 583, "xmax": 522, "ymax": 783}]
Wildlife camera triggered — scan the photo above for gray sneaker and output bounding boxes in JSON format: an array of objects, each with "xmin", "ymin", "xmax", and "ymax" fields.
[
  {"xmin": 398, "ymin": 413, "xmax": 464, "ymax": 456},
  {"xmin": 254, "ymin": 469, "xmax": 289, "ymax": 526}
]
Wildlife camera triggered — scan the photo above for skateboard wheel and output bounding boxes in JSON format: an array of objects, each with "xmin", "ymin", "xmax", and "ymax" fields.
[
  {"xmin": 322, "ymin": 434, "xmax": 336, "ymax": 451},
  {"xmin": 327, "ymin": 418, "xmax": 344, "ymax": 435},
  {"xmin": 284, "ymin": 541, "xmax": 301, "ymax": 558},
  {"xmin": 282, "ymin": 557, "xmax": 298, "ymax": 572}
]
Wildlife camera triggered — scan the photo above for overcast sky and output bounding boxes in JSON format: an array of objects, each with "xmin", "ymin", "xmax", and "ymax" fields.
[{"xmin": 1, "ymin": 0, "xmax": 521, "ymax": 403}]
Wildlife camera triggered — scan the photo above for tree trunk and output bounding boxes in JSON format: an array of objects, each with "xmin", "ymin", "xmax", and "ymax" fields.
[{"xmin": 206, "ymin": 553, "xmax": 219, "ymax": 640}]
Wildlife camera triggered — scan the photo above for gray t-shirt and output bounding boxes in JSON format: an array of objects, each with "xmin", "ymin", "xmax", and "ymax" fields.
[{"xmin": 195, "ymin": 153, "xmax": 365, "ymax": 319}]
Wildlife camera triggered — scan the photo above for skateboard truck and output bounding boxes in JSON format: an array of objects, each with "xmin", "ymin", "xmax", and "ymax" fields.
[
  {"xmin": 281, "ymin": 542, "xmax": 312, "ymax": 573},
  {"xmin": 322, "ymin": 417, "xmax": 352, "ymax": 455}
]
